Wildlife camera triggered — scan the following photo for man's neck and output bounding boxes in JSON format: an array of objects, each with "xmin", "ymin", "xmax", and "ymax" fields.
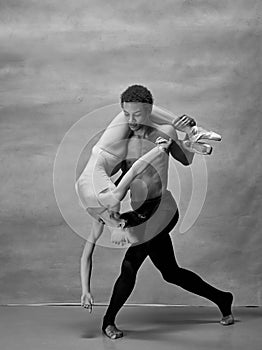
[{"xmin": 133, "ymin": 124, "xmax": 153, "ymax": 138}]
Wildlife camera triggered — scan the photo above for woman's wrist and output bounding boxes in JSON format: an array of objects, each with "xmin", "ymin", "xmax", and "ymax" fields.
[{"xmin": 82, "ymin": 288, "xmax": 90, "ymax": 294}]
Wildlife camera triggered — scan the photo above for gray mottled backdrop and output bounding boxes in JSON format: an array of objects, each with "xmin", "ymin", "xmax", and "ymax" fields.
[{"xmin": 0, "ymin": 0, "xmax": 261, "ymax": 305}]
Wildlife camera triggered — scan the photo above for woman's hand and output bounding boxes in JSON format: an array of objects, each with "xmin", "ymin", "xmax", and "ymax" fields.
[{"xmin": 81, "ymin": 292, "xmax": 94, "ymax": 313}]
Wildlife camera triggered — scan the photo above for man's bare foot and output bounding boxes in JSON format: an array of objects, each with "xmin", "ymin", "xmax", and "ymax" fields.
[
  {"xmin": 102, "ymin": 324, "xmax": 123, "ymax": 339},
  {"xmin": 219, "ymin": 292, "xmax": 234, "ymax": 325},
  {"xmin": 220, "ymin": 314, "xmax": 234, "ymax": 326}
]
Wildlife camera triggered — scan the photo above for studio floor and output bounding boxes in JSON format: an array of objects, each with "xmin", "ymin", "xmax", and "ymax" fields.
[{"xmin": 0, "ymin": 305, "xmax": 261, "ymax": 350}]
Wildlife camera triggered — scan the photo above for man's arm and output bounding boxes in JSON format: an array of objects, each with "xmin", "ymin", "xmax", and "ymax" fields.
[
  {"xmin": 156, "ymin": 124, "xmax": 195, "ymax": 166},
  {"xmin": 80, "ymin": 220, "xmax": 104, "ymax": 312},
  {"xmin": 169, "ymin": 137, "xmax": 194, "ymax": 166}
]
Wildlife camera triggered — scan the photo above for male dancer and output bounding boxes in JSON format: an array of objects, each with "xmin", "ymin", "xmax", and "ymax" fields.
[
  {"xmin": 100, "ymin": 85, "xmax": 234, "ymax": 339},
  {"xmin": 79, "ymin": 85, "xmax": 234, "ymax": 339}
]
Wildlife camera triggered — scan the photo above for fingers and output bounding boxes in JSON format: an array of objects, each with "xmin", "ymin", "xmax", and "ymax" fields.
[
  {"xmin": 156, "ymin": 136, "xmax": 171, "ymax": 145},
  {"xmin": 86, "ymin": 304, "xmax": 92, "ymax": 313},
  {"xmin": 175, "ymin": 116, "xmax": 189, "ymax": 128},
  {"xmin": 156, "ymin": 136, "xmax": 167, "ymax": 144},
  {"xmin": 88, "ymin": 303, "xmax": 93, "ymax": 313},
  {"xmin": 174, "ymin": 114, "xmax": 196, "ymax": 130},
  {"xmin": 156, "ymin": 137, "xmax": 171, "ymax": 149},
  {"xmin": 82, "ymin": 301, "xmax": 93, "ymax": 313},
  {"xmin": 82, "ymin": 303, "xmax": 92, "ymax": 312},
  {"xmin": 81, "ymin": 294, "xmax": 94, "ymax": 313}
]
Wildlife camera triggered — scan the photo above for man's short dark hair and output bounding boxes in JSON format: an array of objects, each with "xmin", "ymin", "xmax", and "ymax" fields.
[{"xmin": 120, "ymin": 84, "xmax": 154, "ymax": 107}]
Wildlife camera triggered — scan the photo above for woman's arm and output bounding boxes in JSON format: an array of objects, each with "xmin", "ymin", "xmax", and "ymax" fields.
[
  {"xmin": 150, "ymin": 105, "xmax": 180, "ymax": 125},
  {"xmin": 80, "ymin": 220, "xmax": 104, "ymax": 312},
  {"xmin": 150, "ymin": 106, "xmax": 195, "ymax": 132}
]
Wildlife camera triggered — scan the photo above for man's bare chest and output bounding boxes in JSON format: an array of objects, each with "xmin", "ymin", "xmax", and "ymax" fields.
[
  {"xmin": 126, "ymin": 135, "xmax": 155, "ymax": 159},
  {"xmin": 124, "ymin": 129, "xmax": 163, "ymax": 171}
]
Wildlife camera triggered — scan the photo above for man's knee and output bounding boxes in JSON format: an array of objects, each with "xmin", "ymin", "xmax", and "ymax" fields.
[
  {"xmin": 162, "ymin": 266, "xmax": 183, "ymax": 284},
  {"xmin": 120, "ymin": 259, "xmax": 137, "ymax": 279}
]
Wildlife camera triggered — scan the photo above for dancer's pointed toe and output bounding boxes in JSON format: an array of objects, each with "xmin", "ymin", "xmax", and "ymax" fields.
[
  {"xmin": 190, "ymin": 127, "xmax": 222, "ymax": 142},
  {"xmin": 209, "ymin": 131, "xmax": 222, "ymax": 141}
]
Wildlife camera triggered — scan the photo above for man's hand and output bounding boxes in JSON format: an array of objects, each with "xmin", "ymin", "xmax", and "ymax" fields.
[
  {"xmin": 173, "ymin": 114, "xmax": 196, "ymax": 133},
  {"xmin": 155, "ymin": 137, "xmax": 172, "ymax": 152},
  {"xmin": 81, "ymin": 292, "xmax": 94, "ymax": 313},
  {"xmin": 111, "ymin": 228, "xmax": 130, "ymax": 246}
]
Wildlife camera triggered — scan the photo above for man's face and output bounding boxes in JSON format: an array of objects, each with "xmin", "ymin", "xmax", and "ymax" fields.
[{"xmin": 122, "ymin": 102, "xmax": 152, "ymax": 131}]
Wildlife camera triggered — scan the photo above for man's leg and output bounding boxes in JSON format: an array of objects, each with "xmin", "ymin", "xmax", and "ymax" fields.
[
  {"xmin": 148, "ymin": 224, "xmax": 234, "ymax": 324},
  {"xmin": 102, "ymin": 240, "xmax": 149, "ymax": 339},
  {"xmin": 102, "ymin": 209, "xmax": 180, "ymax": 339}
]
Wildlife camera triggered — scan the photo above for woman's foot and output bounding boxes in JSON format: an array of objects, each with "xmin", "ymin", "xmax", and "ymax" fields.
[
  {"xmin": 182, "ymin": 140, "xmax": 213, "ymax": 155},
  {"xmin": 102, "ymin": 324, "xmax": 123, "ymax": 340}
]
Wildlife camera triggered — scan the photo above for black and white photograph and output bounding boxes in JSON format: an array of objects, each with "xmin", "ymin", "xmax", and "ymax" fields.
[{"xmin": 0, "ymin": 1, "xmax": 261, "ymax": 349}]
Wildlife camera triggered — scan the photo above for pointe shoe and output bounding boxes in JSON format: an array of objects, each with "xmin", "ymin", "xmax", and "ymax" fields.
[
  {"xmin": 102, "ymin": 325, "xmax": 124, "ymax": 339},
  {"xmin": 188, "ymin": 126, "xmax": 222, "ymax": 143},
  {"xmin": 220, "ymin": 314, "xmax": 235, "ymax": 326},
  {"xmin": 182, "ymin": 140, "xmax": 213, "ymax": 155},
  {"xmin": 175, "ymin": 116, "xmax": 221, "ymax": 142}
]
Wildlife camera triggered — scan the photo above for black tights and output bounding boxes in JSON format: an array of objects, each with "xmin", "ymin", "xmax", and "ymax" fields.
[{"xmin": 103, "ymin": 211, "xmax": 232, "ymax": 329}]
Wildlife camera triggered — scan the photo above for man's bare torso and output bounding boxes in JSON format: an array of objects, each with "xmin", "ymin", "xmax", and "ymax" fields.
[{"xmin": 124, "ymin": 125, "xmax": 169, "ymax": 201}]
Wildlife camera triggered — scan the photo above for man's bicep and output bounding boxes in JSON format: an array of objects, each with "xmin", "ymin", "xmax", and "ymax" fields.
[{"xmin": 169, "ymin": 140, "xmax": 191, "ymax": 166}]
